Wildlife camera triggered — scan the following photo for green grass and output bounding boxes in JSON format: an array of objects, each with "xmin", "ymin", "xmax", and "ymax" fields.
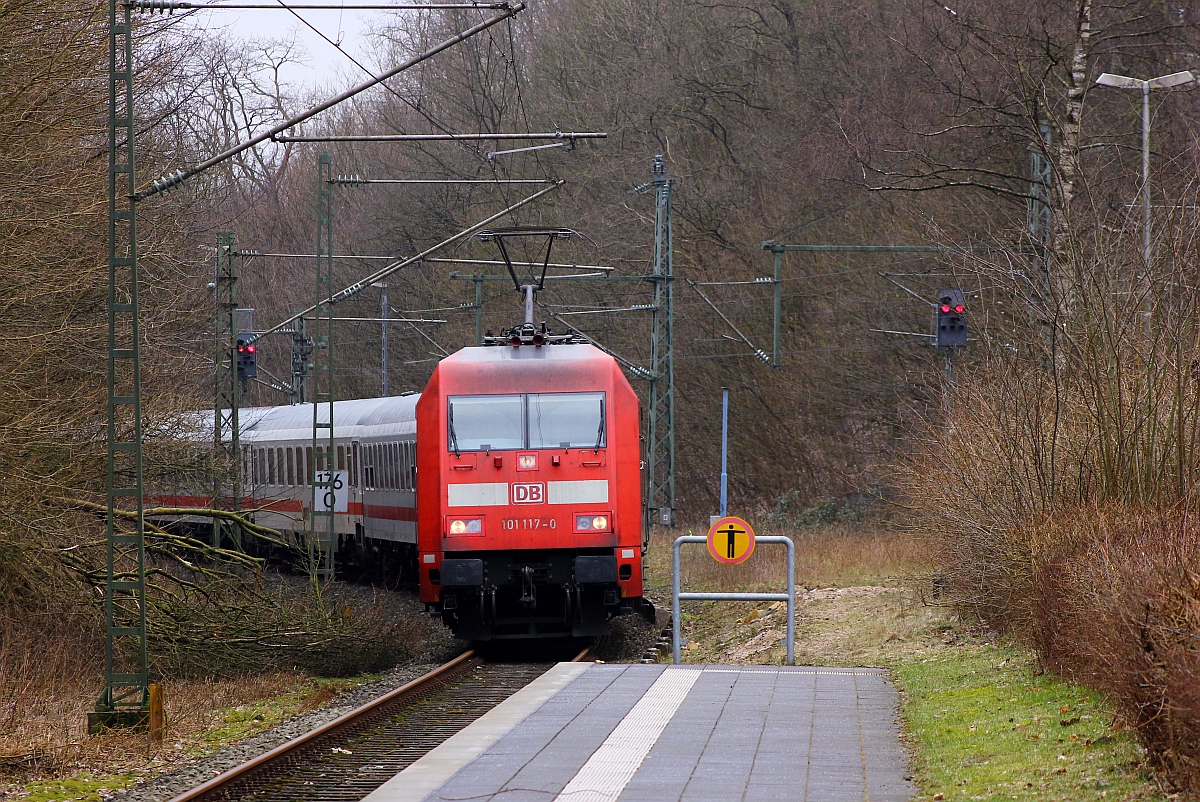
[
  {"xmin": 196, "ymin": 674, "xmax": 381, "ymax": 750},
  {"xmin": 21, "ymin": 772, "xmax": 141, "ymax": 802},
  {"xmin": 894, "ymin": 643, "xmax": 1165, "ymax": 801},
  {"xmin": 17, "ymin": 674, "xmax": 384, "ymax": 801}
]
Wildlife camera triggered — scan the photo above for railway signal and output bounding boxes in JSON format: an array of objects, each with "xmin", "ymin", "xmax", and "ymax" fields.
[
  {"xmin": 236, "ymin": 334, "xmax": 257, "ymax": 381},
  {"xmin": 935, "ymin": 288, "xmax": 968, "ymax": 349}
]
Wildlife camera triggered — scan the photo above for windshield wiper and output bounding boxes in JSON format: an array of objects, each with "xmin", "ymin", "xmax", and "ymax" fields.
[
  {"xmin": 593, "ymin": 399, "xmax": 605, "ymax": 453},
  {"xmin": 448, "ymin": 403, "xmax": 461, "ymax": 458}
]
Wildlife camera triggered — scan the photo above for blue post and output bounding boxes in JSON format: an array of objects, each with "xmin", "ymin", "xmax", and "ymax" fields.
[{"xmin": 720, "ymin": 387, "xmax": 729, "ymax": 517}]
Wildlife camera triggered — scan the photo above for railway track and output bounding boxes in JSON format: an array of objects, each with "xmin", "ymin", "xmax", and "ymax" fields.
[{"xmin": 168, "ymin": 647, "xmax": 591, "ymax": 802}]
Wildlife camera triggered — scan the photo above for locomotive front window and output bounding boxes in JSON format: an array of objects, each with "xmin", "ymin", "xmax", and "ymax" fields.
[
  {"xmin": 447, "ymin": 392, "xmax": 606, "ymax": 451},
  {"xmin": 448, "ymin": 394, "xmax": 525, "ymax": 451},
  {"xmin": 528, "ymin": 392, "xmax": 606, "ymax": 449}
]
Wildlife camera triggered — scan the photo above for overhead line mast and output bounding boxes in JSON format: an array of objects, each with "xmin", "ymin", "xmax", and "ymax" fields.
[
  {"xmin": 312, "ymin": 152, "xmax": 336, "ymax": 580},
  {"xmin": 213, "ymin": 232, "xmax": 240, "ymax": 547},
  {"xmin": 93, "ymin": 0, "xmax": 150, "ymax": 733},
  {"xmin": 632, "ymin": 156, "xmax": 676, "ymax": 532},
  {"xmin": 97, "ymin": 0, "xmax": 531, "ymax": 732}
]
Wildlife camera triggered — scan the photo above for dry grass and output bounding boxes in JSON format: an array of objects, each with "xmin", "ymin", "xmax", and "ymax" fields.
[
  {"xmin": 645, "ymin": 521, "xmax": 931, "ymax": 598},
  {"xmin": 0, "ymin": 616, "xmax": 347, "ymax": 797},
  {"xmin": 0, "ymin": 580, "xmax": 450, "ymax": 798},
  {"xmin": 650, "ymin": 534, "xmax": 1170, "ymax": 800}
]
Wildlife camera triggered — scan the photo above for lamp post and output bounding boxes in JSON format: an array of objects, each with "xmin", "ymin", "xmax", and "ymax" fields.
[{"xmin": 1094, "ymin": 70, "xmax": 1197, "ymax": 274}]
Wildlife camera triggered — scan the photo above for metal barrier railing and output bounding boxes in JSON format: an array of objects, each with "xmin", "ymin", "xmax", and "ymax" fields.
[{"xmin": 672, "ymin": 535, "xmax": 795, "ymax": 665}]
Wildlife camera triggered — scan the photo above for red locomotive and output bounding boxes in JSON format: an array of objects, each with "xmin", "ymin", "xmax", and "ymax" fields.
[
  {"xmin": 154, "ymin": 332, "xmax": 651, "ymax": 642},
  {"xmin": 416, "ymin": 337, "xmax": 650, "ymax": 640}
]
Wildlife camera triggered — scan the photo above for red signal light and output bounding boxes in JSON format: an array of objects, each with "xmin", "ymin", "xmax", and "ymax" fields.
[
  {"xmin": 954, "ymin": 305, "xmax": 965, "ymax": 314},
  {"xmin": 247, "ymin": 345, "xmax": 256, "ymax": 353},
  {"xmin": 940, "ymin": 304, "xmax": 951, "ymax": 313}
]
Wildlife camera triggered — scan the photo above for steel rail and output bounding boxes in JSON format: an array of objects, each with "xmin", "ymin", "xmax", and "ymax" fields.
[
  {"xmin": 165, "ymin": 650, "xmax": 480, "ymax": 802},
  {"xmin": 167, "ymin": 647, "xmax": 593, "ymax": 802}
]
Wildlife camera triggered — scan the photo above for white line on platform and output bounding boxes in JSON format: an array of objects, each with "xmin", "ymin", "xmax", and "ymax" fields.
[
  {"xmin": 552, "ymin": 667, "xmax": 700, "ymax": 802},
  {"xmin": 361, "ymin": 661, "xmax": 591, "ymax": 802}
]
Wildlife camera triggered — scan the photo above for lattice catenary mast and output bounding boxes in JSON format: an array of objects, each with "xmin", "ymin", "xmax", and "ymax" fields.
[{"xmin": 633, "ymin": 156, "xmax": 676, "ymax": 531}]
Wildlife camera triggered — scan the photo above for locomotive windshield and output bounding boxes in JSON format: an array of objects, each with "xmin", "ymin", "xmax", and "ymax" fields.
[
  {"xmin": 529, "ymin": 392, "xmax": 605, "ymax": 449},
  {"xmin": 447, "ymin": 394, "xmax": 524, "ymax": 451},
  {"xmin": 447, "ymin": 392, "xmax": 606, "ymax": 451}
]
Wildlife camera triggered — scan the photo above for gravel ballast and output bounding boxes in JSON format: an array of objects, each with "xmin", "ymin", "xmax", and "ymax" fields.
[{"xmin": 113, "ymin": 654, "xmax": 461, "ymax": 802}]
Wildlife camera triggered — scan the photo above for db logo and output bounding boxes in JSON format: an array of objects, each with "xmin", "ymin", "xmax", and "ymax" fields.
[{"xmin": 512, "ymin": 482, "xmax": 545, "ymax": 504}]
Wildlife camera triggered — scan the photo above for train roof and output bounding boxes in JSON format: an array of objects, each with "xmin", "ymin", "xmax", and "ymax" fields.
[
  {"xmin": 174, "ymin": 395, "xmax": 420, "ymax": 444},
  {"xmin": 439, "ymin": 343, "xmax": 611, "ymax": 367},
  {"xmin": 426, "ymin": 343, "xmax": 626, "ymax": 397}
]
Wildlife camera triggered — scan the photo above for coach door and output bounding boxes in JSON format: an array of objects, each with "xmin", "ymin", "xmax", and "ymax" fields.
[{"xmin": 351, "ymin": 440, "xmax": 365, "ymax": 532}]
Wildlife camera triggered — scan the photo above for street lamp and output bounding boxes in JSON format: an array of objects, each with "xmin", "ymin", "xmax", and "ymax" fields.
[{"xmin": 1094, "ymin": 70, "xmax": 1197, "ymax": 273}]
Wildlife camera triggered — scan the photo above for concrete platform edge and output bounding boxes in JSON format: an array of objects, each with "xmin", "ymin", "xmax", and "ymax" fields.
[{"xmin": 360, "ymin": 661, "xmax": 592, "ymax": 802}]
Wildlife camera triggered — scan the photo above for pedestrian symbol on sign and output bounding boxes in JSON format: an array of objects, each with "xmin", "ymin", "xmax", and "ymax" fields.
[{"xmin": 705, "ymin": 516, "xmax": 755, "ymax": 565}]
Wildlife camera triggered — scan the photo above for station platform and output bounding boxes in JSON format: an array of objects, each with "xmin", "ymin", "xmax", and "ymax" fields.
[{"xmin": 362, "ymin": 662, "xmax": 913, "ymax": 802}]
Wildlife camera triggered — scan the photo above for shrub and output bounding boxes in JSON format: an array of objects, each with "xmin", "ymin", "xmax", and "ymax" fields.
[{"xmin": 1029, "ymin": 510, "xmax": 1200, "ymax": 795}]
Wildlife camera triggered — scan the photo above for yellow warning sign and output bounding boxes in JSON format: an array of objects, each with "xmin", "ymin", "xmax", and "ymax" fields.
[{"xmin": 706, "ymin": 516, "xmax": 755, "ymax": 565}]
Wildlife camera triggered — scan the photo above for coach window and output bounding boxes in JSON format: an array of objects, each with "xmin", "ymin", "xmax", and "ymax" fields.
[
  {"xmin": 276, "ymin": 448, "xmax": 285, "ymax": 485},
  {"xmin": 389, "ymin": 443, "xmax": 398, "ymax": 489},
  {"xmin": 448, "ymin": 395, "xmax": 524, "ymax": 451},
  {"xmin": 403, "ymin": 442, "xmax": 413, "ymax": 490},
  {"xmin": 399, "ymin": 442, "xmax": 408, "ymax": 490},
  {"xmin": 400, "ymin": 439, "xmax": 410, "ymax": 489},
  {"xmin": 351, "ymin": 443, "xmax": 360, "ymax": 486},
  {"xmin": 286, "ymin": 449, "xmax": 294, "ymax": 486},
  {"xmin": 528, "ymin": 392, "xmax": 606, "ymax": 449}
]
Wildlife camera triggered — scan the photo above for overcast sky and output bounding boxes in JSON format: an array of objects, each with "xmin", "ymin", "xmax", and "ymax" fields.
[{"xmin": 194, "ymin": 7, "xmax": 389, "ymax": 89}]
